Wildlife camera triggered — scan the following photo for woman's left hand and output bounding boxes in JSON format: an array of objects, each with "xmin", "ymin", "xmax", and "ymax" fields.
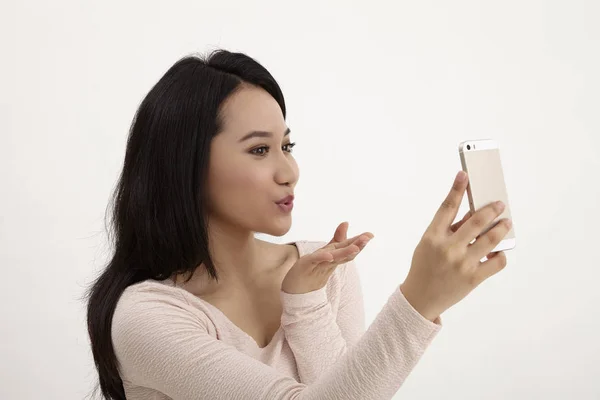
[{"xmin": 281, "ymin": 222, "xmax": 374, "ymax": 294}]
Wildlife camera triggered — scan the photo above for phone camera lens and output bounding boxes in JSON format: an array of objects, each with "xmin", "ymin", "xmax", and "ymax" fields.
[{"xmin": 466, "ymin": 145, "xmax": 471, "ymax": 150}]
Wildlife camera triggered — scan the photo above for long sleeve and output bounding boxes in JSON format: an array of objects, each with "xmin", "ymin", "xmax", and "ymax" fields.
[
  {"xmin": 336, "ymin": 257, "xmax": 366, "ymax": 346},
  {"xmin": 280, "ymin": 259, "xmax": 365, "ymax": 384},
  {"xmin": 113, "ymin": 281, "xmax": 442, "ymax": 400}
]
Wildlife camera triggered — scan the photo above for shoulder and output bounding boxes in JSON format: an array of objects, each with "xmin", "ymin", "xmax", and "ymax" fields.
[
  {"xmin": 111, "ymin": 280, "xmax": 219, "ymax": 382},
  {"xmin": 114, "ymin": 279, "xmax": 193, "ymax": 314},
  {"xmin": 112, "ymin": 280, "xmax": 213, "ymax": 349}
]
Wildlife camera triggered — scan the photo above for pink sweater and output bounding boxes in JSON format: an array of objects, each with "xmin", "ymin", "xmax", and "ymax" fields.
[{"xmin": 112, "ymin": 240, "xmax": 442, "ymax": 399}]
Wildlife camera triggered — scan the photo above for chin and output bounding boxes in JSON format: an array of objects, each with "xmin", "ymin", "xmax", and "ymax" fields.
[{"xmin": 261, "ymin": 217, "xmax": 292, "ymax": 237}]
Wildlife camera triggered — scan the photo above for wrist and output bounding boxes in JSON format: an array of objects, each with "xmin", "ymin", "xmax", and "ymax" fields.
[{"xmin": 399, "ymin": 282, "xmax": 439, "ymax": 322}]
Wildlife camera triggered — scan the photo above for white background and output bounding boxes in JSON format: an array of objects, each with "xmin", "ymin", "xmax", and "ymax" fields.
[{"xmin": 1, "ymin": 1, "xmax": 599, "ymax": 399}]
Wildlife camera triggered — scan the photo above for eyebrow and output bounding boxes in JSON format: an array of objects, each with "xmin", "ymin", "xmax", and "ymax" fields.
[{"xmin": 238, "ymin": 127, "xmax": 291, "ymax": 142}]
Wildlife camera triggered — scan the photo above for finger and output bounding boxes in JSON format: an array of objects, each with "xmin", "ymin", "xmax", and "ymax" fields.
[
  {"xmin": 474, "ymin": 251, "xmax": 507, "ymax": 285},
  {"xmin": 327, "ymin": 222, "xmax": 348, "ymax": 245},
  {"xmin": 309, "ymin": 241, "xmax": 362, "ymax": 267},
  {"xmin": 312, "ymin": 244, "xmax": 360, "ymax": 269},
  {"xmin": 328, "ymin": 222, "xmax": 349, "ymax": 246},
  {"xmin": 305, "ymin": 249, "xmax": 335, "ymax": 265},
  {"xmin": 327, "ymin": 244, "xmax": 360, "ymax": 262},
  {"xmin": 450, "ymin": 210, "xmax": 472, "ymax": 233},
  {"xmin": 453, "ymin": 201, "xmax": 506, "ymax": 247},
  {"xmin": 353, "ymin": 233, "xmax": 375, "ymax": 251},
  {"xmin": 332, "ymin": 232, "xmax": 376, "ymax": 263},
  {"xmin": 337, "ymin": 242, "xmax": 369, "ymax": 264},
  {"xmin": 467, "ymin": 218, "xmax": 512, "ymax": 262},
  {"xmin": 327, "ymin": 232, "xmax": 374, "ymax": 250},
  {"xmin": 428, "ymin": 171, "xmax": 469, "ymax": 233},
  {"xmin": 323, "ymin": 232, "xmax": 371, "ymax": 250},
  {"xmin": 336, "ymin": 221, "xmax": 349, "ymax": 242}
]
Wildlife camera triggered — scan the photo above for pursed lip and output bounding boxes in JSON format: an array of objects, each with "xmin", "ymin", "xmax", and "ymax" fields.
[{"xmin": 275, "ymin": 195, "xmax": 295, "ymax": 204}]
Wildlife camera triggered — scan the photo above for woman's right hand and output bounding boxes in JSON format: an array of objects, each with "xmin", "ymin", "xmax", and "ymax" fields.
[{"xmin": 400, "ymin": 170, "xmax": 512, "ymax": 322}]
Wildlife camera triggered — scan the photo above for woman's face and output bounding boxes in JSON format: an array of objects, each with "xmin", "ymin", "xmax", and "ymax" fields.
[{"xmin": 206, "ymin": 84, "xmax": 299, "ymax": 237}]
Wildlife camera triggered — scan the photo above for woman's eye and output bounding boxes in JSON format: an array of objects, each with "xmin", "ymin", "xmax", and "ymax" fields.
[
  {"xmin": 283, "ymin": 142, "xmax": 296, "ymax": 153},
  {"xmin": 251, "ymin": 146, "xmax": 269, "ymax": 156},
  {"xmin": 250, "ymin": 142, "xmax": 296, "ymax": 156}
]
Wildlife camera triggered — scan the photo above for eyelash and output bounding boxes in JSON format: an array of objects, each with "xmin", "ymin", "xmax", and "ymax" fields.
[{"xmin": 250, "ymin": 142, "xmax": 296, "ymax": 156}]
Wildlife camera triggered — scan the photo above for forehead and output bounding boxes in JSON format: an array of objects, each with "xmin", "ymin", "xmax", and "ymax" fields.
[{"xmin": 218, "ymin": 85, "xmax": 285, "ymax": 139}]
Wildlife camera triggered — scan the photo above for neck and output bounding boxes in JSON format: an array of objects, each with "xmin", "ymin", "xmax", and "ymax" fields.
[
  {"xmin": 173, "ymin": 216, "xmax": 293, "ymax": 295},
  {"xmin": 207, "ymin": 217, "xmax": 262, "ymax": 284},
  {"xmin": 181, "ymin": 215, "xmax": 282, "ymax": 294}
]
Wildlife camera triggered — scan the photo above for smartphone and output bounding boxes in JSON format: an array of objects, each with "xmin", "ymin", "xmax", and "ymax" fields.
[{"xmin": 458, "ymin": 139, "xmax": 516, "ymax": 252}]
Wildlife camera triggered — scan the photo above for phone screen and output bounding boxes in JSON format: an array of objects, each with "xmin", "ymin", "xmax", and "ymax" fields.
[{"xmin": 461, "ymin": 147, "xmax": 515, "ymax": 240}]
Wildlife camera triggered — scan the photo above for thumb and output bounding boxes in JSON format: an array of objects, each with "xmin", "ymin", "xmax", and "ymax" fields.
[
  {"xmin": 327, "ymin": 222, "xmax": 348, "ymax": 246},
  {"xmin": 334, "ymin": 221, "xmax": 349, "ymax": 243}
]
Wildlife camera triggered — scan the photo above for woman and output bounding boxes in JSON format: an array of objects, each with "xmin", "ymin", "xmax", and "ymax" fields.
[{"xmin": 86, "ymin": 50, "xmax": 511, "ymax": 400}]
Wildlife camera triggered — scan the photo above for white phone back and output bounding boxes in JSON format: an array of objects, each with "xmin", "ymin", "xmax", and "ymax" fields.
[{"xmin": 459, "ymin": 139, "xmax": 515, "ymax": 252}]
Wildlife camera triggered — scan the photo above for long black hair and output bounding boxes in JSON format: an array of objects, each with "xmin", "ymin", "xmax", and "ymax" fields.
[{"xmin": 84, "ymin": 49, "xmax": 287, "ymax": 400}]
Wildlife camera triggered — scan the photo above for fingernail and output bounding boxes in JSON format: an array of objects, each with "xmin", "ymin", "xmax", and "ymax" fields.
[
  {"xmin": 505, "ymin": 219, "xmax": 512, "ymax": 228},
  {"xmin": 457, "ymin": 171, "xmax": 466, "ymax": 182},
  {"xmin": 496, "ymin": 201, "xmax": 505, "ymax": 211}
]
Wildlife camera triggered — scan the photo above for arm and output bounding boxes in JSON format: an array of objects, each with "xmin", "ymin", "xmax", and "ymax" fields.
[
  {"xmin": 113, "ymin": 282, "xmax": 441, "ymax": 400},
  {"xmin": 280, "ymin": 259, "xmax": 365, "ymax": 384}
]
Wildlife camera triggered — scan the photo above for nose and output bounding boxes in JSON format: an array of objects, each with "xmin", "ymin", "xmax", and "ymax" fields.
[{"xmin": 274, "ymin": 153, "xmax": 298, "ymax": 187}]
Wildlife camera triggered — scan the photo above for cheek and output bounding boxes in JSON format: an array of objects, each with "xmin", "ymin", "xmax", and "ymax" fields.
[
  {"xmin": 230, "ymin": 169, "xmax": 268, "ymax": 193},
  {"xmin": 209, "ymin": 161, "xmax": 271, "ymax": 209}
]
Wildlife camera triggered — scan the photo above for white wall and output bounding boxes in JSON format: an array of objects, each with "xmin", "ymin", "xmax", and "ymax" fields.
[{"xmin": 1, "ymin": 1, "xmax": 598, "ymax": 399}]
